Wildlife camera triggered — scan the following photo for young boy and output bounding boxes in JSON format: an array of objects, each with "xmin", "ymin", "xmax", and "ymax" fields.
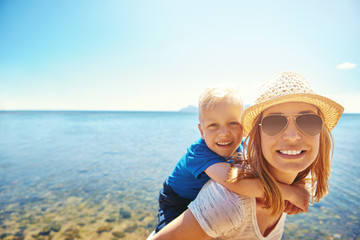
[{"xmin": 154, "ymin": 84, "xmax": 309, "ymax": 233}]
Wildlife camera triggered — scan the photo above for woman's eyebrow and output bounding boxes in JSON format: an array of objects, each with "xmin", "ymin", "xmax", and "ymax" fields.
[
  {"xmin": 266, "ymin": 110, "xmax": 317, "ymax": 115},
  {"xmin": 264, "ymin": 111, "xmax": 284, "ymax": 115},
  {"xmin": 299, "ymin": 110, "xmax": 317, "ymax": 114}
]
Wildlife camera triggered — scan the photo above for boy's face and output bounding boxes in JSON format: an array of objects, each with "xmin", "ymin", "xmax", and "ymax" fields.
[{"xmin": 198, "ymin": 99, "xmax": 243, "ymax": 158}]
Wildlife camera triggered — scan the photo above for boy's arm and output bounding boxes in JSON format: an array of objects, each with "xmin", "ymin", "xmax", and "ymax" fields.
[
  {"xmin": 281, "ymin": 181, "xmax": 310, "ymax": 213},
  {"xmin": 205, "ymin": 162, "xmax": 310, "ymax": 212},
  {"xmin": 204, "ymin": 162, "xmax": 265, "ymax": 198}
]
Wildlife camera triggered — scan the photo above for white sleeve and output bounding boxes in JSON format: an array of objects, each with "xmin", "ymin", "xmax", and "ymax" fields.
[{"xmin": 188, "ymin": 180, "xmax": 247, "ymax": 238}]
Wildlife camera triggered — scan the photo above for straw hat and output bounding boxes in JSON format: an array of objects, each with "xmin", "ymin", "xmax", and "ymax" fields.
[{"xmin": 241, "ymin": 71, "xmax": 344, "ymax": 134}]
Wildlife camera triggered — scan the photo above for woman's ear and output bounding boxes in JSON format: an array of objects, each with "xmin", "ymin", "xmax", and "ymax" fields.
[{"xmin": 198, "ymin": 124, "xmax": 205, "ymax": 139}]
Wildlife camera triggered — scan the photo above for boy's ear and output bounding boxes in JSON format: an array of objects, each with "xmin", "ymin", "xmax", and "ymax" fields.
[
  {"xmin": 198, "ymin": 124, "xmax": 205, "ymax": 139},
  {"xmin": 241, "ymin": 126, "xmax": 246, "ymax": 138}
]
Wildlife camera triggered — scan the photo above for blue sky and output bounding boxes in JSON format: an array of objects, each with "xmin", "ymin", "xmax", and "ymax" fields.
[{"xmin": 0, "ymin": 0, "xmax": 359, "ymax": 112}]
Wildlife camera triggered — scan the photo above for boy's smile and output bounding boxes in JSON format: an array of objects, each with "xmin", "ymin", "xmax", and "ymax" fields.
[
  {"xmin": 216, "ymin": 141, "xmax": 232, "ymax": 146},
  {"xmin": 198, "ymin": 99, "xmax": 243, "ymax": 158}
]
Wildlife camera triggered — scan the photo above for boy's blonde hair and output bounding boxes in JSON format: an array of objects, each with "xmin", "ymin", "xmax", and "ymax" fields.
[{"xmin": 198, "ymin": 84, "xmax": 244, "ymax": 120}]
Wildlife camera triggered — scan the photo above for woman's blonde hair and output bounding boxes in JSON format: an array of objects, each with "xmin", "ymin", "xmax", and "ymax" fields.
[{"xmin": 233, "ymin": 110, "xmax": 334, "ymax": 216}]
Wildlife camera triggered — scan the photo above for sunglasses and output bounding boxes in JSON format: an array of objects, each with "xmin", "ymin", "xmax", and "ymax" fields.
[{"xmin": 259, "ymin": 113, "xmax": 323, "ymax": 136}]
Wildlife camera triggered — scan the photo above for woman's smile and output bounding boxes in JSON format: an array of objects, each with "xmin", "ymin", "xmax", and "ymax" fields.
[
  {"xmin": 261, "ymin": 102, "xmax": 320, "ymax": 182},
  {"xmin": 277, "ymin": 149, "xmax": 303, "ymax": 155},
  {"xmin": 276, "ymin": 149, "xmax": 306, "ymax": 158}
]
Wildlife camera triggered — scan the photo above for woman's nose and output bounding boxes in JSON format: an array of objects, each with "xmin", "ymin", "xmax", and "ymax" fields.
[{"xmin": 282, "ymin": 119, "xmax": 301, "ymax": 141}]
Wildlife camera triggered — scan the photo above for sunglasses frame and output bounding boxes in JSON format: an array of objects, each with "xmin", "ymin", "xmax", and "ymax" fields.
[{"xmin": 259, "ymin": 113, "xmax": 323, "ymax": 137}]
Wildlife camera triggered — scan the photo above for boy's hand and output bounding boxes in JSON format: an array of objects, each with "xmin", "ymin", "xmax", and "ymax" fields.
[
  {"xmin": 284, "ymin": 201, "xmax": 303, "ymax": 215},
  {"xmin": 280, "ymin": 181, "xmax": 310, "ymax": 213}
]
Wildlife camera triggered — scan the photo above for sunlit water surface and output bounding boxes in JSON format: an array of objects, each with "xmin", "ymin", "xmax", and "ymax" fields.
[{"xmin": 0, "ymin": 112, "xmax": 359, "ymax": 239}]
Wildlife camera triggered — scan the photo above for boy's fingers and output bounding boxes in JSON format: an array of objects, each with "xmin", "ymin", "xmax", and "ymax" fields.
[
  {"xmin": 284, "ymin": 201, "xmax": 306, "ymax": 215},
  {"xmin": 284, "ymin": 201, "xmax": 297, "ymax": 214},
  {"xmin": 303, "ymin": 205, "xmax": 309, "ymax": 212},
  {"xmin": 284, "ymin": 201, "xmax": 291, "ymax": 213}
]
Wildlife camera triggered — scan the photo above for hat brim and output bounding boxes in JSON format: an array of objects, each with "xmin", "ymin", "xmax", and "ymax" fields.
[{"xmin": 241, "ymin": 93, "xmax": 344, "ymax": 134}]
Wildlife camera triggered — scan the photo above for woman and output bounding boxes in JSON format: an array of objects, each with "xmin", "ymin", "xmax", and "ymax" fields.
[{"xmin": 151, "ymin": 71, "xmax": 344, "ymax": 239}]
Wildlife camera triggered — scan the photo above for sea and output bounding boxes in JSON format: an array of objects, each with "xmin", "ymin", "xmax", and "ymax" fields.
[{"xmin": 0, "ymin": 111, "xmax": 359, "ymax": 240}]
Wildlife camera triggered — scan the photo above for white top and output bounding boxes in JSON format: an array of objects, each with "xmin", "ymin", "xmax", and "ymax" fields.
[{"xmin": 188, "ymin": 180, "xmax": 287, "ymax": 240}]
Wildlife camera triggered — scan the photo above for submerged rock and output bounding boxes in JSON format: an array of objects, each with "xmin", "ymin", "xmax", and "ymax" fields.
[
  {"xmin": 77, "ymin": 222, "xmax": 85, "ymax": 227},
  {"xmin": 14, "ymin": 231, "xmax": 24, "ymax": 237},
  {"xmin": 24, "ymin": 216, "xmax": 37, "ymax": 224},
  {"xmin": 105, "ymin": 217, "xmax": 117, "ymax": 222},
  {"xmin": 12, "ymin": 235, "xmax": 25, "ymax": 240},
  {"xmin": 39, "ymin": 226, "xmax": 51, "ymax": 235},
  {"xmin": 63, "ymin": 228, "xmax": 80, "ymax": 239},
  {"xmin": 19, "ymin": 226, "xmax": 27, "ymax": 231},
  {"xmin": 124, "ymin": 224, "xmax": 137, "ymax": 233},
  {"xmin": 112, "ymin": 231, "xmax": 126, "ymax": 238},
  {"xmin": 119, "ymin": 208, "xmax": 131, "ymax": 219},
  {"xmin": 50, "ymin": 223, "xmax": 61, "ymax": 232},
  {"xmin": 98, "ymin": 206, "xmax": 105, "ymax": 211},
  {"xmin": 97, "ymin": 226, "xmax": 113, "ymax": 234},
  {"xmin": 0, "ymin": 233, "xmax": 11, "ymax": 239}
]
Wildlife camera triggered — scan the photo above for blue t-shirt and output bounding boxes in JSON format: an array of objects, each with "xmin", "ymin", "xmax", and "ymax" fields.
[{"xmin": 167, "ymin": 138, "xmax": 243, "ymax": 200}]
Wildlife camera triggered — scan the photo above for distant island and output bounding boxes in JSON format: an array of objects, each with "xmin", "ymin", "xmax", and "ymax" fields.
[{"xmin": 179, "ymin": 105, "xmax": 198, "ymax": 113}]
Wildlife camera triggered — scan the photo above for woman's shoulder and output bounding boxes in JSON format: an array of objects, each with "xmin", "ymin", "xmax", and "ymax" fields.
[
  {"xmin": 196, "ymin": 180, "xmax": 253, "ymax": 207},
  {"xmin": 188, "ymin": 180, "xmax": 253, "ymax": 237}
]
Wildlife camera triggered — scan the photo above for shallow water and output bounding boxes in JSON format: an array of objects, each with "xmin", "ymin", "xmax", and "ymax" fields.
[{"xmin": 0, "ymin": 111, "xmax": 359, "ymax": 239}]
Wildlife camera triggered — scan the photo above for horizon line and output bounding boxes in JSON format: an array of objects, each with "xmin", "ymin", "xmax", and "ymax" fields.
[
  {"xmin": 0, "ymin": 109, "xmax": 197, "ymax": 113},
  {"xmin": 0, "ymin": 109, "xmax": 358, "ymax": 114}
]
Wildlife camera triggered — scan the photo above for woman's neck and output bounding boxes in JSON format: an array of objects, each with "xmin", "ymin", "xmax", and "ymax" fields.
[{"xmin": 269, "ymin": 168, "xmax": 297, "ymax": 185}]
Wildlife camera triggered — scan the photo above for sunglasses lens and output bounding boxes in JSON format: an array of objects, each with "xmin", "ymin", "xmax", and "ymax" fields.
[
  {"xmin": 261, "ymin": 115, "xmax": 288, "ymax": 136},
  {"xmin": 296, "ymin": 114, "xmax": 323, "ymax": 136}
]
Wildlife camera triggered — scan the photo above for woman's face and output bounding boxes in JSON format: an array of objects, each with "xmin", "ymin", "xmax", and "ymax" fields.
[{"xmin": 260, "ymin": 102, "xmax": 320, "ymax": 183}]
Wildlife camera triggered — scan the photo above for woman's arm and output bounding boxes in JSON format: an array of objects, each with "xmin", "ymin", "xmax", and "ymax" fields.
[
  {"xmin": 205, "ymin": 162, "xmax": 265, "ymax": 197},
  {"xmin": 151, "ymin": 210, "xmax": 211, "ymax": 240},
  {"xmin": 153, "ymin": 180, "xmax": 249, "ymax": 239}
]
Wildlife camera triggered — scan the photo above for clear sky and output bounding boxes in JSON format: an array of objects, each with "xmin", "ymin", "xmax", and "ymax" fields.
[{"xmin": 0, "ymin": 0, "xmax": 359, "ymax": 112}]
